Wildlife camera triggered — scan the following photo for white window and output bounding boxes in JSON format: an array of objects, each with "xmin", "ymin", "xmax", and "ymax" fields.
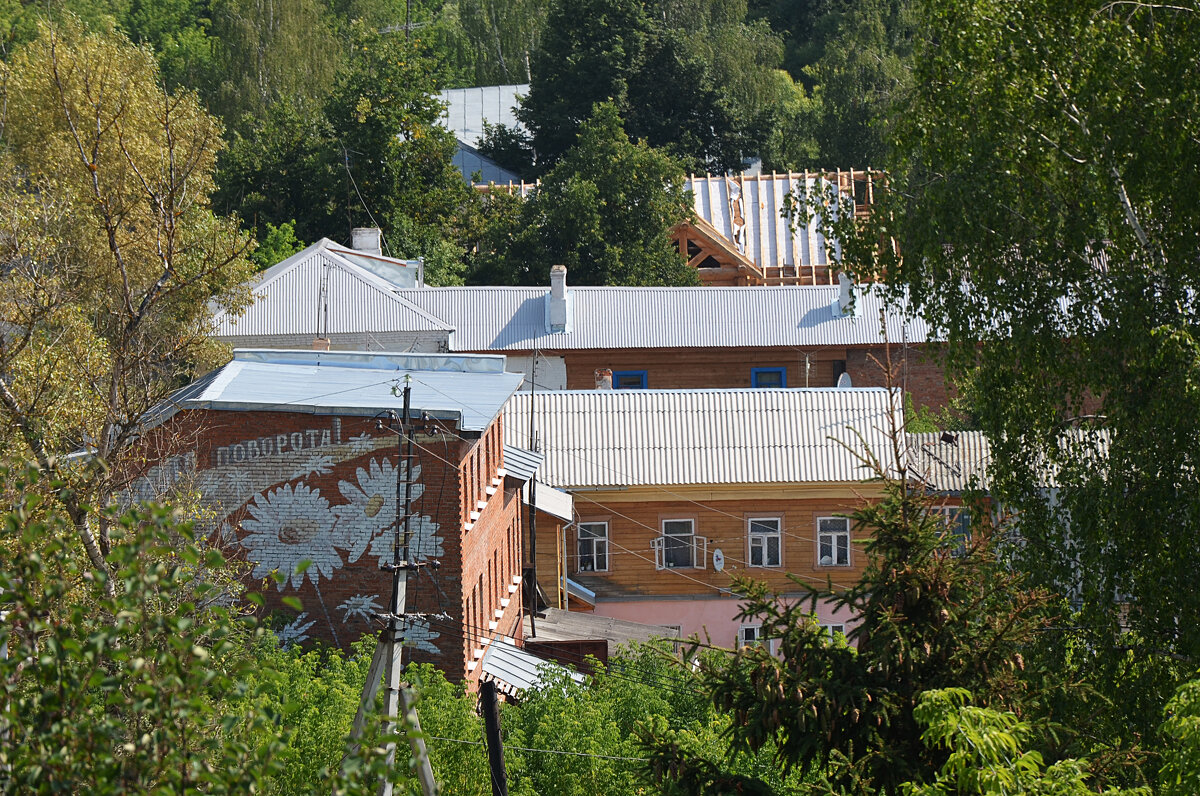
[
  {"xmin": 928, "ymin": 506, "xmax": 972, "ymax": 557},
  {"xmin": 748, "ymin": 517, "xmax": 782, "ymax": 567},
  {"xmin": 820, "ymin": 623, "xmax": 846, "ymax": 640},
  {"xmin": 576, "ymin": 522, "xmax": 609, "ymax": 572},
  {"xmin": 653, "ymin": 519, "xmax": 706, "ymax": 569},
  {"xmin": 817, "ymin": 517, "xmax": 851, "ymax": 567},
  {"xmin": 739, "ymin": 624, "xmax": 763, "ymax": 648}
]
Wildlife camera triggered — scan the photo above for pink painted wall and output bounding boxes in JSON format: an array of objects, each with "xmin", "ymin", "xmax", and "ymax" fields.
[{"xmin": 595, "ymin": 596, "xmax": 859, "ymax": 649}]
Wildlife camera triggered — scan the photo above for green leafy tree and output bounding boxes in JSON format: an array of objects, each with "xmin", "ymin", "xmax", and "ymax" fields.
[
  {"xmin": 520, "ymin": 0, "xmax": 786, "ymax": 173},
  {"xmin": 475, "ymin": 102, "xmax": 695, "ymax": 286},
  {"xmin": 0, "ymin": 478, "xmax": 288, "ymax": 792},
  {"xmin": 209, "ymin": 0, "xmax": 344, "ymax": 130},
  {"xmin": 821, "ymin": 0, "xmax": 1200, "ymax": 767},
  {"xmin": 902, "ymin": 689, "xmax": 1146, "ymax": 796},
  {"xmin": 251, "ymin": 220, "xmax": 306, "ymax": 270},
  {"xmin": 0, "ymin": 18, "xmax": 256, "ymax": 571},
  {"xmin": 645, "ymin": 473, "xmax": 1052, "ymax": 794},
  {"xmin": 805, "ymin": 0, "xmax": 915, "ymax": 168},
  {"xmin": 458, "ymin": 0, "xmax": 546, "ymax": 84}
]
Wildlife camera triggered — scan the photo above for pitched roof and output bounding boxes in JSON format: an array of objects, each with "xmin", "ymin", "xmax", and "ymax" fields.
[
  {"xmin": 184, "ymin": 349, "xmax": 522, "ymax": 432},
  {"xmin": 906, "ymin": 431, "xmax": 991, "ymax": 493},
  {"xmin": 687, "ymin": 172, "xmax": 847, "ymax": 276},
  {"xmin": 396, "ymin": 283, "xmax": 928, "ymax": 351},
  {"xmin": 438, "ymin": 84, "xmax": 528, "ymax": 147},
  {"xmin": 502, "ymin": 388, "xmax": 904, "ymax": 488},
  {"xmin": 212, "ymin": 239, "xmax": 446, "ymax": 341}
]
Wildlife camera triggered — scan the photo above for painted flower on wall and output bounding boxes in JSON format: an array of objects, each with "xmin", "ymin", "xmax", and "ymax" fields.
[
  {"xmin": 275, "ymin": 612, "xmax": 316, "ymax": 647},
  {"xmin": 400, "ymin": 618, "xmax": 441, "ymax": 655},
  {"xmin": 291, "ymin": 454, "xmax": 335, "ymax": 480},
  {"xmin": 241, "ymin": 483, "xmax": 342, "ymax": 589},
  {"xmin": 368, "ymin": 514, "xmax": 444, "ymax": 563},
  {"xmin": 334, "ymin": 458, "xmax": 427, "ymax": 563},
  {"xmin": 338, "ymin": 593, "xmax": 383, "ymax": 625}
]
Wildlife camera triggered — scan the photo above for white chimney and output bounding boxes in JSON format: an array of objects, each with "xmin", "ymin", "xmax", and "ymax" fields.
[
  {"xmin": 833, "ymin": 271, "xmax": 858, "ymax": 317},
  {"xmin": 351, "ymin": 227, "xmax": 382, "ymax": 256},
  {"xmin": 548, "ymin": 265, "xmax": 571, "ymax": 333}
]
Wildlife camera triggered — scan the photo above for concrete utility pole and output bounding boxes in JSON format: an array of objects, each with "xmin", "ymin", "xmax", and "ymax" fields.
[{"xmin": 346, "ymin": 377, "xmax": 438, "ymax": 796}]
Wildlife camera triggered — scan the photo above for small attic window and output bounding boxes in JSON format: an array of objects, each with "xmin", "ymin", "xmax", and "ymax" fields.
[
  {"xmin": 697, "ymin": 255, "xmax": 722, "ymax": 269},
  {"xmin": 686, "ymin": 240, "xmax": 702, "ymax": 258}
]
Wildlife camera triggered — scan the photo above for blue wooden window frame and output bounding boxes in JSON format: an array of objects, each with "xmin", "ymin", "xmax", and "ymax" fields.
[
  {"xmin": 612, "ymin": 370, "xmax": 648, "ymax": 389},
  {"xmin": 751, "ymin": 367, "xmax": 787, "ymax": 388}
]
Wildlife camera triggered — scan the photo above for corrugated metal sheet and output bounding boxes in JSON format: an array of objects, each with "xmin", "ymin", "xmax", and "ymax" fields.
[
  {"xmin": 480, "ymin": 636, "xmax": 585, "ymax": 696},
  {"xmin": 185, "ymin": 349, "xmax": 522, "ymax": 432},
  {"xmin": 688, "ymin": 173, "xmax": 842, "ymax": 272},
  {"xmin": 502, "ymin": 444, "xmax": 542, "ymax": 481},
  {"xmin": 503, "ymin": 388, "xmax": 903, "ymax": 488},
  {"xmin": 398, "ymin": 284, "xmax": 928, "ymax": 352},
  {"xmin": 212, "ymin": 240, "xmax": 447, "ymax": 341},
  {"xmin": 438, "ymin": 84, "xmax": 528, "ymax": 146},
  {"xmin": 906, "ymin": 431, "xmax": 991, "ymax": 493}
]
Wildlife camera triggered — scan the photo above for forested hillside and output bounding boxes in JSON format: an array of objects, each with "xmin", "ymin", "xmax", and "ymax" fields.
[{"xmin": 0, "ymin": 0, "xmax": 910, "ymax": 286}]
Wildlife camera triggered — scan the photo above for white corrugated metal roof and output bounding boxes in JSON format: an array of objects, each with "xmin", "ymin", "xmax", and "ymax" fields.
[
  {"xmin": 397, "ymin": 284, "xmax": 927, "ymax": 351},
  {"xmin": 185, "ymin": 349, "xmax": 522, "ymax": 431},
  {"xmin": 907, "ymin": 431, "xmax": 991, "ymax": 493},
  {"xmin": 212, "ymin": 240, "xmax": 446, "ymax": 341},
  {"xmin": 438, "ymin": 84, "xmax": 528, "ymax": 146},
  {"xmin": 688, "ymin": 173, "xmax": 843, "ymax": 272},
  {"xmin": 479, "ymin": 636, "xmax": 584, "ymax": 696},
  {"xmin": 503, "ymin": 388, "xmax": 903, "ymax": 488}
]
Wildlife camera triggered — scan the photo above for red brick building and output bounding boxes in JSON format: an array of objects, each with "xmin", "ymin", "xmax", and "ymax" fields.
[{"xmin": 134, "ymin": 349, "xmax": 527, "ymax": 684}]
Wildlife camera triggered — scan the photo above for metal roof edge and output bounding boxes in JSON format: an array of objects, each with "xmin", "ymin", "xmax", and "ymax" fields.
[{"xmin": 230, "ymin": 348, "xmax": 509, "ymax": 373}]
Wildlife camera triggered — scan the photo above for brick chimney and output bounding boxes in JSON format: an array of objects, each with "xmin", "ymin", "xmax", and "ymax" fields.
[
  {"xmin": 548, "ymin": 265, "xmax": 571, "ymax": 333},
  {"xmin": 595, "ymin": 368, "xmax": 613, "ymax": 390},
  {"xmin": 351, "ymin": 227, "xmax": 382, "ymax": 256}
]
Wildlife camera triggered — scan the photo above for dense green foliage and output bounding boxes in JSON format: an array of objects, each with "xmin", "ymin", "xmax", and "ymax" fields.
[
  {"xmin": 473, "ymin": 102, "xmax": 697, "ymax": 286},
  {"xmin": 0, "ymin": 477, "xmax": 401, "ymax": 794},
  {"xmin": 645, "ymin": 474, "xmax": 1052, "ymax": 794},
  {"xmin": 810, "ymin": 0, "xmax": 1200, "ymax": 777}
]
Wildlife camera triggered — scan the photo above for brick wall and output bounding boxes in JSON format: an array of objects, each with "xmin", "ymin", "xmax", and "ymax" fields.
[
  {"xmin": 470, "ymin": 344, "xmax": 951, "ymax": 407},
  {"xmin": 136, "ymin": 407, "xmax": 522, "ymax": 684}
]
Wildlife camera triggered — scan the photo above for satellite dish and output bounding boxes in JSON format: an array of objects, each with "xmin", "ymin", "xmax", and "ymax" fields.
[
  {"xmin": 712, "ymin": 548, "xmax": 725, "ymax": 572},
  {"xmin": 836, "ymin": 372, "xmax": 853, "ymax": 389}
]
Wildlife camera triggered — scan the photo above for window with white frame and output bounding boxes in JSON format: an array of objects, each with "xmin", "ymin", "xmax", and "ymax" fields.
[
  {"xmin": 928, "ymin": 506, "xmax": 972, "ymax": 557},
  {"xmin": 817, "ymin": 517, "xmax": 851, "ymax": 566},
  {"xmin": 748, "ymin": 517, "xmax": 782, "ymax": 567},
  {"xmin": 738, "ymin": 624, "xmax": 764, "ymax": 648},
  {"xmin": 820, "ymin": 623, "xmax": 846, "ymax": 640},
  {"xmin": 577, "ymin": 522, "xmax": 609, "ymax": 572},
  {"xmin": 658, "ymin": 519, "xmax": 697, "ymax": 569}
]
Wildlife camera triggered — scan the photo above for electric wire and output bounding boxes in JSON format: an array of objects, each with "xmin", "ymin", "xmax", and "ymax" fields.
[
  {"xmin": 421, "ymin": 615, "xmax": 703, "ymax": 695},
  {"xmin": 408, "ymin": 373, "xmax": 877, "ymax": 550},
  {"xmin": 418, "ymin": 615, "xmax": 706, "ymax": 698},
  {"xmin": 427, "ymin": 735, "xmax": 649, "ymax": 763}
]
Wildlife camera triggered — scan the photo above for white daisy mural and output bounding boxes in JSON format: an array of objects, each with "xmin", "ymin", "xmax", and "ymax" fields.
[
  {"xmin": 241, "ymin": 483, "xmax": 343, "ymax": 590},
  {"xmin": 338, "ymin": 593, "xmax": 383, "ymax": 625},
  {"xmin": 368, "ymin": 514, "xmax": 444, "ymax": 563},
  {"xmin": 291, "ymin": 454, "xmax": 335, "ymax": 480},
  {"xmin": 400, "ymin": 618, "xmax": 441, "ymax": 655},
  {"xmin": 275, "ymin": 612, "xmax": 316, "ymax": 647},
  {"xmin": 334, "ymin": 458, "xmax": 441, "ymax": 565}
]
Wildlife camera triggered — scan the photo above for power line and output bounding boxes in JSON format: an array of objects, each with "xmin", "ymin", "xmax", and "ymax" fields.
[{"xmin": 427, "ymin": 735, "xmax": 648, "ymax": 763}]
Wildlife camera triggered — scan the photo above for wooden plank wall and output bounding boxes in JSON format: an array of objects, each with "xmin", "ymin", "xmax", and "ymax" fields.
[{"xmin": 568, "ymin": 492, "xmax": 878, "ymax": 601}]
